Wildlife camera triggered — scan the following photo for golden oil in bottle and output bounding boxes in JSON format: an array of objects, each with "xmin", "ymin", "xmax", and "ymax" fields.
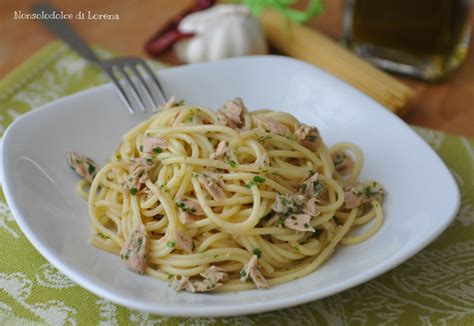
[{"xmin": 343, "ymin": 0, "xmax": 472, "ymax": 81}]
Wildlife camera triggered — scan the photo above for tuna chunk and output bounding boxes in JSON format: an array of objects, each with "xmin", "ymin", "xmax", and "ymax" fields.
[
  {"xmin": 173, "ymin": 230, "xmax": 194, "ymax": 254},
  {"xmin": 172, "ymin": 266, "xmax": 228, "ymax": 293},
  {"xmin": 127, "ymin": 160, "xmax": 152, "ymax": 193},
  {"xmin": 303, "ymin": 198, "xmax": 319, "ymax": 216},
  {"xmin": 240, "ymin": 255, "xmax": 269, "ymax": 289},
  {"xmin": 252, "ymin": 115, "xmax": 290, "ymax": 137},
  {"xmin": 193, "ymin": 266, "xmax": 228, "ymax": 292},
  {"xmin": 120, "ymin": 224, "xmax": 148, "ymax": 274},
  {"xmin": 176, "ymin": 199, "xmax": 205, "ymax": 224},
  {"xmin": 283, "ymin": 214, "xmax": 315, "ymax": 232},
  {"xmin": 172, "ymin": 275, "xmax": 195, "ymax": 292},
  {"xmin": 66, "ymin": 152, "xmax": 99, "ymax": 182},
  {"xmin": 300, "ymin": 173, "xmax": 325, "ymax": 199},
  {"xmin": 200, "ymin": 266, "xmax": 227, "ymax": 284},
  {"xmin": 344, "ymin": 181, "xmax": 384, "ymax": 209},
  {"xmin": 295, "ymin": 123, "xmax": 320, "ymax": 151},
  {"xmin": 142, "ymin": 134, "xmax": 168, "ymax": 154},
  {"xmin": 272, "ymin": 194, "xmax": 305, "ymax": 215},
  {"xmin": 218, "ymin": 98, "xmax": 246, "ymax": 129},
  {"xmin": 176, "ymin": 199, "xmax": 204, "ymax": 215},
  {"xmin": 198, "ymin": 173, "xmax": 226, "ymax": 202},
  {"xmin": 210, "ymin": 140, "xmax": 227, "ymax": 160}
]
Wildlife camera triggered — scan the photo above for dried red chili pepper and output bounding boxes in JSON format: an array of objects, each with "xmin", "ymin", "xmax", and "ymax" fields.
[{"xmin": 145, "ymin": 0, "xmax": 216, "ymax": 56}]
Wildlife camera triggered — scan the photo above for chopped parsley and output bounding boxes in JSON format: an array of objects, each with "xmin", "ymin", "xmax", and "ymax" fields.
[
  {"xmin": 129, "ymin": 187, "xmax": 138, "ymax": 195},
  {"xmin": 153, "ymin": 147, "xmax": 162, "ymax": 154},
  {"xmin": 121, "ymin": 249, "xmax": 131, "ymax": 260},
  {"xmin": 252, "ymin": 248, "xmax": 262, "ymax": 258},
  {"xmin": 240, "ymin": 269, "xmax": 247, "ymax": 278},
  {"xmin": 87, "ymin": 163, "xmax": 96, "ymax": 176},
  {"xmin": 139, "ymin": 145, "xmax": 143, "ymax": 152},
  {"xmin": 226, "ymin": 160, "xmax": 237, "ymax": 168},
  {"xmin": 300, "ymin": 183, "xmax": 307, "ymax": 192},
  {"xmin": 246, "ymin": 176, "xmax": 266, "ymax": 188},
  {"xmin": 363, "ymin": 184, "xmax": 381, "ymax": 198},
  {"xmin": 187, "ymin": 115, "xmax": 194, "ymax": 123},
  {"xmin": 293, "ymin": 245, "xmax": 300, "ymax": 252},
  {"xmin": 167, "ymin": 274, "xmax": 174, "ymax": 280},
  {"xmin": 167, "ymin": 240, "xmax": 176, "ymax": 248},
  {"xmin": 175, "ymin": 200, "xmax": 197, "ymax": 214},
  {"xmin": 313, "ymin": 180, "xmax": 323, "ymax": 193},
  {"xmin": 276, "ymin": 216, "xmax": 286, "ymax": 226},
  {"xmin": 135, "ymin": 238, "xmax": 143, "ymax": 251}
]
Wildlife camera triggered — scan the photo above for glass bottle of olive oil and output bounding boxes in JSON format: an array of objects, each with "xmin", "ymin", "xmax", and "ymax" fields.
[{"xmin": 343, "ymin": 0, "xmax": 472, "ymax": 81}]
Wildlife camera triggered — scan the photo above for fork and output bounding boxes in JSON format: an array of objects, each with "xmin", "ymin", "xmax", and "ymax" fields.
[{"xmin": 32, "ymin": 3, "xmax": 167, "ymax": 114}]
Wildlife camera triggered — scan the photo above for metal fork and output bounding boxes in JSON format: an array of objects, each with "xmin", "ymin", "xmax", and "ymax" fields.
[{"xmin": 32, "ymin": 3, "xmax": 167, "ymax": 114}]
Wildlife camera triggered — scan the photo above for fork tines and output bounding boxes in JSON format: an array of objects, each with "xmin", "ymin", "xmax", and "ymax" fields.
[{"xmin": 104, "ymin": 59, "xmax": 167, "ymax": 114}]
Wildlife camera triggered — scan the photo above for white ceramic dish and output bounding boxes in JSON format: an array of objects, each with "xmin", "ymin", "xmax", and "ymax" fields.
[{"xmin": 1, "ymin": 56, "xmax": 460, "ymax": 317}]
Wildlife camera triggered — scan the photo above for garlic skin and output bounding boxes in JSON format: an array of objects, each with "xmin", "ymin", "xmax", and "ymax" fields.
[{"xmin": 174, "ymin": 4, "xmax": 268, "ymax": 64}]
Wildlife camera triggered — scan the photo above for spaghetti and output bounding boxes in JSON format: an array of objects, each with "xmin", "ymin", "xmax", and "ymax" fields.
[{"xmin": 70, "ymin": 98, "xmax": 385, "ymax": 292}]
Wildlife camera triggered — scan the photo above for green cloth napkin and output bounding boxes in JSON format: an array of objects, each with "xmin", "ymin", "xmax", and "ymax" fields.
[{"xmin": 0, "ymin": 41, "xmax": 473, "ymax": 325}]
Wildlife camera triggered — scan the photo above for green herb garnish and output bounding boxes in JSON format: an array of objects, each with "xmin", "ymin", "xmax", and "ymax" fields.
[
  {"xmin": 176, "ymin": 201, "xmax": 197, "ymax": 213},
  {"xmin": 252, "ymin": 248, "xmax": 262, "ymax": 258},
  {"xmin": 153, "ymin": 147, "xmax": 162, "ymax": 154},
  {"xmin": 300, "ymin": 183, "xmax": 307, "ymax": 192},
  {"xmin": 129, "ymin": 187, "xmax": 138, "ymax": 195},
  {"xmin": 226, "ymin": 160, "xmax": 237, "ymax": 168},
  {"xmin": 247, "ymin": 175, "xmax": 266, "ymax": 188},
  {"xmin": 87, "ymin": 163, "xmax": 95, "ymax": 176},
  {"xmin": 167, "ymin": 240, "xmax": 176, "ymax": 248}
]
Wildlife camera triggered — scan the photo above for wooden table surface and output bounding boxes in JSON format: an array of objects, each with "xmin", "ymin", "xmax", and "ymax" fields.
[{"xmin": 1, "ymin": 0, "xmax": 473, "ymax": 138}]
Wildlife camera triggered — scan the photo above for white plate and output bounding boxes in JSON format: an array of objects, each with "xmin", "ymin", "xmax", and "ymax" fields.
[{"xmin": 1, "ymin": 56, "xmax": 460, "ymax": 317}]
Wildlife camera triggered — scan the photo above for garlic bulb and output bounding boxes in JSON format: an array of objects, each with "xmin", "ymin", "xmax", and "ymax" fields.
[{"xmin": 173, "ymin": 4, "xmax": 268, "ymax": 64}]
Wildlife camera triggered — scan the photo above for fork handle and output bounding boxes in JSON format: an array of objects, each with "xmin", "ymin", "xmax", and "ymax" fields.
[{"xmin": 32, "ymin": 3, "xmax": 100, "ymax": 63}]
